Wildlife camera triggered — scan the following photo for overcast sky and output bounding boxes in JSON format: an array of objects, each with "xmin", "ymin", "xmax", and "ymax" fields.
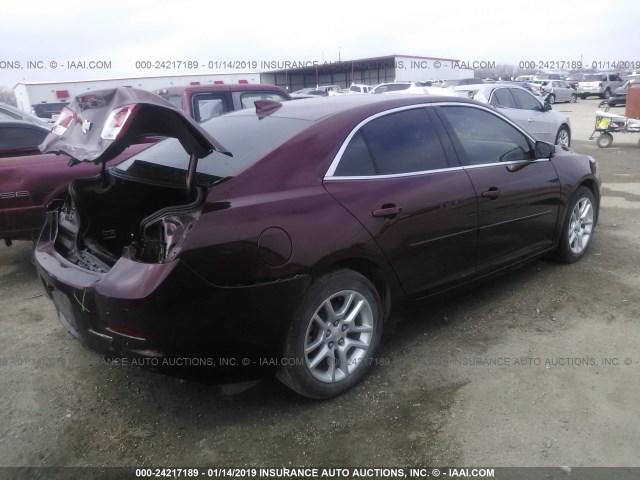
[{"xmin": 1, "ymin": 0, "xmax": 639, "ymax": 88}]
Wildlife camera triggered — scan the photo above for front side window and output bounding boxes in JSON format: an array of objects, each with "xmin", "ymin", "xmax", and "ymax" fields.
[
  {"xmin": 334, "ymin": 108, "xmax": 448, "ymax": 176},
  {"xmin": 491, "ymin": 88, "xmax": 518, "ymax": 109},
  {"xmin": 438, "ymin": 106, "xmax": 533, "ymax": 165},
  {"xmin": 511, "ymin": 88, "xmax": 542, "ymax": 111}
]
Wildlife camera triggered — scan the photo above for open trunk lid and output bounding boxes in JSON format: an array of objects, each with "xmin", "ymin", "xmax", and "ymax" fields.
[{"xmin": 39, "ymin": 87, "xmax": 230, "ymax": 164}]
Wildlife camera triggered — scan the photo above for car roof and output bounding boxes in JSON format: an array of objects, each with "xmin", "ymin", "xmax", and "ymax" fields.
[
  {"xmin": 0, "ymin": 119, "xmax": 49, "ymax": 130},
  {"xmin": 228, "ymin": 94, "xmax": 482, "ymax": 122},
  {"xmin": 159, "ymin": 84, "xmax": 288, "ymax": 95}
]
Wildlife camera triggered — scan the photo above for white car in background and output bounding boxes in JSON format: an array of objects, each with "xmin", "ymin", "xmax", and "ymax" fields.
[
  {"xmin": 454, "ymin": 84, "xmax": 572, "ymax": 146},
  {"xmin": 370, "ymin": 82, "xmax": 426, "ymax": 94},
  {"xmin": 370, "ymin": 82, "xmax": 459, "ymax": 96},
  {"xmin": 348, "ymin": 84, "xmax": 372, "ymax": 94}
]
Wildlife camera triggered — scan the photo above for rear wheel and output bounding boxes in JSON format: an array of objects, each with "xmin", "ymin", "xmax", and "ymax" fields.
[
  {"xmin": 570, "ymin": 93, "xmax": 577, "ymax": 103},
  {"xmin": 597, "ymin": 132, "xmax": 613, "ymax": 148},
  {"xmin": 555, "ymin": 126, "xmax": 571, "ymax": 147},
  {"xmin": 552, "ymin": 187, "xmax": 596, "ymax": 263},
  {"xmin": 277, "ymin": 269, "xmax": 383, "ymax": 399}
]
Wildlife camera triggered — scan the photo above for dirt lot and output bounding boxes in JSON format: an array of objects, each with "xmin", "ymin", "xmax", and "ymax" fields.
[{"xmin": 1, "ymin": 98, "xmax": 639, "ymax": 475}]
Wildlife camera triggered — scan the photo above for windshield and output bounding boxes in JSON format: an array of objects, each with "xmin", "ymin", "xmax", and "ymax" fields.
[{"xmin": 115, "ymin": 115, "xmax": 310, "ymax": 184}]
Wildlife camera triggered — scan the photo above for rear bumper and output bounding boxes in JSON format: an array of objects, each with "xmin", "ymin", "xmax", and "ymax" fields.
[{"xmin": 35, "ymin": 234, "xmax": 311, "ymax": 361}]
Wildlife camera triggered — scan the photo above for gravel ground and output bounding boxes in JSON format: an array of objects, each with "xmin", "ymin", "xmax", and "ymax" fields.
[{"xmin": 0, "ymin": 98, "xmax": 639, "ymax": 476}]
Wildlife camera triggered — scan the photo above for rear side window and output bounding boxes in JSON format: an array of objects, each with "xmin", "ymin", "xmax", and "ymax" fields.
[
  {"xmin": 334, "ymin": 108, "xmax": 449, "ymax": 176},
  {"xmin": 438, "ymin": 106, "xmax": 533, "ymax": 165}
]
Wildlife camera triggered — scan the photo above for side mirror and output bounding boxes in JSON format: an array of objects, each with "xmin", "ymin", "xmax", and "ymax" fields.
[
  {"xmin": 542, "ymin": 102, "xmax": 552, "ymax": 111},
  {"xmin": 535, "ymin": 141, "xmax": 555, "ymax": 159}
]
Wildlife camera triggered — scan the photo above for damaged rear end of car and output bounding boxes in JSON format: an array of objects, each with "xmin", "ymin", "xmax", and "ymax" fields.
[{"xmin": 35, "ymin": 88, "xmax": 233, "ymax": 356}]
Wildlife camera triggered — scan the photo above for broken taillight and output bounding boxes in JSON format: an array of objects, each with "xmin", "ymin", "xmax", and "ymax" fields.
[
  {"xmin": 100, "ymin": 104, "xmax": 138, "ymax": 140},
  {"xmin": 51, "ymin": 107, "xmax": 77, "ymax": 136}
]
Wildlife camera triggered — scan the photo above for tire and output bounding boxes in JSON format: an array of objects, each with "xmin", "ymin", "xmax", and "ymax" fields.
[
  {"xmin": 548, "ymin": 94, "xmax": 556, "ymax": 104},
  {"xmin": 570, "ymin": 93, "xmax": 577, "ymax": 103},
  {"xmin": 597, "ymin": 132, "xmax": 613, "ymax": 148},
  {"xmin": 555, "ymin": 126, "xmax": 571, "ymax": 147},
  {"xmin": 580, "ymin": 94, "xmax": 587, "ymax": 100},
  {"xmin": 603, "ymin": 88, "xmax": 611, "ymax": 99},
  {"xmin": 276, "ymin": 269, "xmax": 383, "ymax": 399},
  {"xmin": 552, "ymin": 186, "xmax": 596, "ymax": 263}
]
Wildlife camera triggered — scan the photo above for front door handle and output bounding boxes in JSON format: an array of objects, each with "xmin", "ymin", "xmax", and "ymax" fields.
[
  {"xmin": 481, "ymin": 187, "xmax": 501, "ymax": 200},
  {"xmin": 372, "ymin": 205, "xmax": 403, "ymax": 219}
]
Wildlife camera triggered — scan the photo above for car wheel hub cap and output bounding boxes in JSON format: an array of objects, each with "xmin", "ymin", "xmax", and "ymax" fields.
[
  {"xmin": 304, "ymin": 290, "xmax": 373, "ymax": 383},
  {"xmin": 568, "ymin": 198, "xmax": 594, "ymax": 254}
]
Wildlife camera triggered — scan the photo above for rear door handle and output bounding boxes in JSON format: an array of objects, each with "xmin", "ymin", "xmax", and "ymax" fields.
[
  {"xmin": 372, "ymin": 205, "xmax": 403, "ymax": 218},
  {"xmin": 481, "ymin": 187, "xmax": 501, "ymax": 200}
]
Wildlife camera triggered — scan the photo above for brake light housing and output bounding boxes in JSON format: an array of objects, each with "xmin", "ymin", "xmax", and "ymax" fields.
[
  {"xmin": 101, "ymin": 104, "xmax": 138, "ymax": 140},
  {"xmin": 51, "ymin": 107, "xmax": 77, "ymax": 136}
]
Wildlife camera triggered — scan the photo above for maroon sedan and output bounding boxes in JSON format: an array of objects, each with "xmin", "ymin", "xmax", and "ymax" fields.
[{"xmin": 35, "ymin": 88, "xmax": 600, "ymax": 398}]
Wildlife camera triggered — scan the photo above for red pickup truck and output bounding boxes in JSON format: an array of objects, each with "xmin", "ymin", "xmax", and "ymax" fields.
[
  {"xmin": 155, "ymin": 83, "xmax": 290, "ymax": 122},
  {"xmin": 1, "ymin": 84, "xmax": 290, "ymax": 245}
]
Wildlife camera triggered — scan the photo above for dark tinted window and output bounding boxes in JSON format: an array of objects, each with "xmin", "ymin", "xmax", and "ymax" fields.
[
  {"xmin": 0, "ymin": 126, "xmax": 48, "ymax": 150},
  {"xmin": 115, "ymin": 115, "xmax": 309, "ymax": 182},
  {"xmin": 492, "ymin": 88, "xmax": 518, "ymax": 108},
  {"xmin": 439, "ymin": 106, "xmax": 533, "ymax": 165},
  {"xmin": 511, "ymin": 88, "xmax": 542, "ymax": 110},
  {"xmin": 334, "ymin": 131, "xmax": 376, "ymax": 176},
  {"xmin": 337, "ymin": 109, "xmax": 448, "ymax": 176}
]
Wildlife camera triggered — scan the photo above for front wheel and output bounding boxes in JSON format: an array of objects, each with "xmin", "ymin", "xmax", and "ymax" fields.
[
  {"xmin": 555, "ymin": 126, "xmax": 571, "ymax": 147},
  {"xmin": 548, "ymin": 94, "xmax": 556, "ymax": 104},
  {"xmin": 552, "ymin": 187, "xmax": 596, "ymax": 263},
  {"xmin": 277, "ymin": 269, "xmax": 383, "ymax": 399},
  {"xmin": 603, "ymin": 89, "xmax": 611, "ymax": 99}
]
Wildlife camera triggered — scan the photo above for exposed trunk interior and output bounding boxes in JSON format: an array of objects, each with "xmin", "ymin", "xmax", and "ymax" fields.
[{"xmin": 54, "ymin": 174, "xmax": 205, "ymax": 272}]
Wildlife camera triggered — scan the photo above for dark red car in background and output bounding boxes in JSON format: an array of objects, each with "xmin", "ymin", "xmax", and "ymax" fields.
[{"xmin": 35, "ymin": 88, "xmax": 600, "ymax": 398}]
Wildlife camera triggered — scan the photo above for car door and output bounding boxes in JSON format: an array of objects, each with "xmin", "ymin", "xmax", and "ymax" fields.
[
  {"xmin": 323, "ymin": 106, "xmax": 478, "ymax": 298},
  {"xmin": 435, "ymin": 104, "xmax": 560, "ymax": 272},
  {"xmin": 508, "ymin": 87, "xmax": 558, "ymax": 142}
]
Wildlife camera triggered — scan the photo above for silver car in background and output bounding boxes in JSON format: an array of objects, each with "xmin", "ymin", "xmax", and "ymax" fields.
[
  {"xmin": 454, "ymin": 84, "xmax": 572, "ymax": 146},
  {"xmin": 529, "ymin": 80, "xmax": 577, "ymax": 104}
]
